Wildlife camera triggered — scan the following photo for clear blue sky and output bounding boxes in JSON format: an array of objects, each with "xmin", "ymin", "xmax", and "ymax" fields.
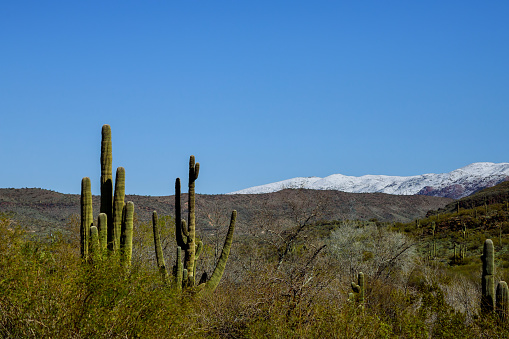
[{"xmin": 1, "ymin": 1, "xmax": 508, "ymax": 195}]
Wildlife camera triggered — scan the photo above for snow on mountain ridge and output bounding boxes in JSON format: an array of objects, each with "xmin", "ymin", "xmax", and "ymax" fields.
[{"xmin": 229, "ymin": 162, "xmax": 509, "ymax": 199}]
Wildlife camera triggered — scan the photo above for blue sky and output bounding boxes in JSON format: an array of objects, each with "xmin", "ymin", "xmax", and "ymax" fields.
[{"xmin": 1, "ymin": 1, "xmax": 508, "ymax": 195}]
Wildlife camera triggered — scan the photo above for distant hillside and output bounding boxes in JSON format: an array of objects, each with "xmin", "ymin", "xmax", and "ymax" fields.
[
  {"xmin": 230, "ymin": 162, "xmax": 509, "ymax": 199},
  {"xmin": 0, "ymin": 188, "xmax": 452, "ymax": 237},
  {"xmin": 439, "ymin": 181, "xmax": 509, "ymax": 214}
]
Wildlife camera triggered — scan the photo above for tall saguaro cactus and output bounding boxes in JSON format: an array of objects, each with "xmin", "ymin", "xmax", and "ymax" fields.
[
  {"xmin": 80, "ymin": 125, "xmax": 134, "ymax": 266},
  {"xmin": 80, "ymin": 177, "xmax": 93, "ymax": 261},
  {"xmin": 481, "ymin": 239, "xmax": 495, "ymax": 314},
  {"xmin": 153, "ymin": 155, "xmax": 237, "ymax": 293},
  {"xmin": 113, "ymin": 167, "xmax": 126, "ymax": 252},
  {"xmin": 100, "ymin": 125, "xmax": 114, "ymax": 249},
  {"xmin": 185, "ymin": 155, "xmax": 200, "ymax": 285}
]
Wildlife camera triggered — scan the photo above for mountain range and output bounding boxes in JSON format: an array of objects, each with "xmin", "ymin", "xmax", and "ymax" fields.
[
  {"xmin": 0, "ymin": 188, "xmax": 452, "ymax": 237},
  {"xmin": 229, "ymin": 162, "xmax": 509, "ymax": 199}
]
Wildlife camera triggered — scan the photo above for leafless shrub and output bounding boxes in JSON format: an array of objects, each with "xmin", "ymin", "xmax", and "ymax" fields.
[
  {"xmin": 441, "ymin": 276, "xmax": 480, "ymax": 321},
  {"xmin": 327, "ymin": 220, "xmax": 417, "ymax": 286}
]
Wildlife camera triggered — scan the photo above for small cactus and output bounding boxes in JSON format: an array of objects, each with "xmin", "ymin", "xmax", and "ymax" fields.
[
  {"xmin": 97, "ymin": 213, "xmax": 108, "ymax": 252},
  {"xmin": 89, "ymin": 225, "xmax": 101, "ymax": 261},
  {"xmin": 350, "ymin": 272, "xmax": 365, "ymax": 307},
  {"xmin": 431, "ymin": 222, "xmax": 437, "ymax": 258},
  {"xmin": 496, "ymin": 281, "xmax": 509, "ymax": 321}
]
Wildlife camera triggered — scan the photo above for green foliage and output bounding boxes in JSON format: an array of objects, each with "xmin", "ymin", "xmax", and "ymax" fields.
[
  {"xmin": 6, "ymin": 206, "xmax": 509, "ymax": 336},
  {"xmin": 0, "ymin": 223, "xmax": 189, "ymax": 338},
  {"xmin": 418, "ymin": 283, "xmax": 470, "ymax": 338}
]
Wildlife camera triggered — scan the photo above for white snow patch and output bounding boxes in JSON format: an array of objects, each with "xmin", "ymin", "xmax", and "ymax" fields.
[{"xmin": 228, "ymin": 162, "xmax": 509, "ymax": 198}]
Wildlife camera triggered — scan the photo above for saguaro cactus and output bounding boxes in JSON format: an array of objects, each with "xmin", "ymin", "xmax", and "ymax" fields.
[
  {"xmin": 100, "ymin": 124, "xmax": 114, "ymax": 249},
  {"xmin": 350, "ymin": 272, "xmax": 365, "ymax": 306},
  {"xmin": 97, "ymin": 213, "xmax": 108, "ymax": 251},
  {"xmin": 89, "ymin": 225, "xmax": 101, "ymax": 260},
  {"xmin": 153, "ymin": 155, "xmax": 237, "ymax": 293},
  {"xmin": 80, "ymin": 125, "xmax": 134, "ymax": 265},
  {"xmin": 461, "ymin": 223, "xmax": 467, "ymax": 259},
  {"xmin": 185, "ymin": 155, "xmax": 200, "ymax": 285},
  {"xmin": 175, "ymin": 247, "xmax": 183, "ymax": 291},
  {"xmin": 481, "ymin": 239, "xmax": 495, "ymax": 314},
  {"xmin": 496, "ymin": 281, "xmax": 509, "ymax": 321},
  {"xmin": 112, "ymin": 167, "xmax": 126, "ymax": 252},
  {"xmin": 120, "ymin": 201, "xmax": 134, "ymax": 267},
  {"xmin": 431, "ymin": 222, "xmax": 437, "ymax": 258},
  {"xmin": 80, "ymin": 177, "xmax": 93, "ymax": 261}
]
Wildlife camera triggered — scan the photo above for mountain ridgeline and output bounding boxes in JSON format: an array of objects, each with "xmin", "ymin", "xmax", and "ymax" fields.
[
  {"xmin": 230, "ymin": 162, "xmax": 509, "ymax": 199},
  {"xmin": 0, "ymin": 187, "xmax": 452, "ymax": 237},
  {"xmin": 436, "ymin": 180, "xmax": 509, "ymax": 214}
]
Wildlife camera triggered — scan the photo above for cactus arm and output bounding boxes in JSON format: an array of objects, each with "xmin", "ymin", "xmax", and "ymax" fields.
[
  {"xmin": 97, "ymin": 213, "xmax": 108, "ymax": 251},
  {"xmin": 100, "ymin": 124, "xmax": 114, "ymax": 250},
  {"xmin": 351, "ymin": 282, "xmax": 360, "ymax": 293},
  {"xmin": 200, "ymin": 210, "xmax": 237, "ymax": 293},
  {"xmin": 182, "ymin": 268, "xmax": 188, "ymax": 285},
  {"xmin": 112, "ymin": 167, "xmax": 125, "ymax": 252},
  {"xmin": 152, "ymin": 211, "xmax": 169, "ymax": 285},
  {"xmin": 192, "ymin": 240, "xmax": 203, "ymax": 279},
  {"xmin": 195, "ymin": 241, "xmax": 203, "ymax": 259},
  {"xmin": 80, "ymin": 177, "xmax": 93, "ymax": 261},
  {"xmin": 182, "ymin": 219, "xmax": 189, "ymax": 237},
  {"xmin": 194, "ymin": 163, "xmax": 200, "ymax": 180},
  {"xmin": 175, "ymin": 178, "xmax": 188, "ymax": 247}
]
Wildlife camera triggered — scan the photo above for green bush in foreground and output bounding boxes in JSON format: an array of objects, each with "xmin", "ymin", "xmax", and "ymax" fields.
[
  {"xmin": 3, "ymin": 219, "xmax": 509, "ymax": 337},
  {"xmin": 0, "ymin": 226, "xmax": 189, "ymax": 338}
]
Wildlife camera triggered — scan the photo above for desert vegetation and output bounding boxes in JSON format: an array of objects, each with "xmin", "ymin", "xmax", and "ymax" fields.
[{"xmin": 1, "ymin": 126, "xmax": 509, "ymax": 338}]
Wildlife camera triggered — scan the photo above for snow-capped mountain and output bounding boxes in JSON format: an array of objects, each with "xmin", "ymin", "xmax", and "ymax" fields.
[{"xmin": 229, "ymin": 162, "xmax": 509, "ymax": 199}]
